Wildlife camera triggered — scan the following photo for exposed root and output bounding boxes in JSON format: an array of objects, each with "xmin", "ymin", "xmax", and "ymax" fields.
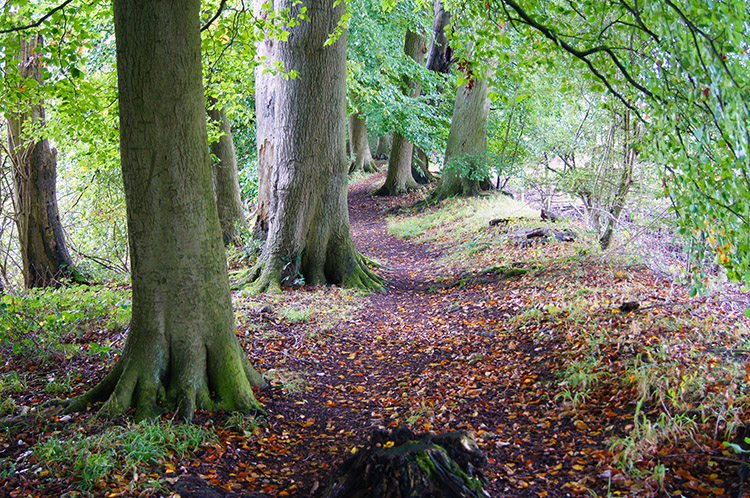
[
  {"xmin": 62, "ymin": 342, "xmax": 265, "ymax": 421},
  {"xmin": 239, "ymin": 247, "xmax": 385, "ymax": 294},
  {"xmin": 373, "ymin": 179, "xmax": 418, "ymax": 197}
]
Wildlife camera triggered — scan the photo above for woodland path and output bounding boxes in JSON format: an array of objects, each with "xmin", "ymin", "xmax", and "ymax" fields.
[
  {"xmin": 234, "ymin": 173, "xmax": 621, "ymax": 497},
  {"xmin": 2, "ymin": 173, "xmax": 739, "ymax": 498}
]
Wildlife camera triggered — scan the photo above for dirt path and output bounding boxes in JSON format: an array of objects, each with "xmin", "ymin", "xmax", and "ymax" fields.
[
  {"xmin": 233, "ymin": 173, "xmax": 741, "ymax": 498},
  {"xmin": 239, "ymin": 174, "xmax": 592, "ymax": 497},
  {"xmin": 2, "ymin": 174, "xmax": 742, "ymax": 497}
]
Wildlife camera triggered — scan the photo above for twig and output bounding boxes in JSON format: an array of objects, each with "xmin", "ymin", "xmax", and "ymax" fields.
[
  {"xmin": 0, "ymin": 0, "xmax": 75, "ymax": 34},
  {"xmin": 201, "ymin": 0, "xmax": 227, "ymax": 32}
]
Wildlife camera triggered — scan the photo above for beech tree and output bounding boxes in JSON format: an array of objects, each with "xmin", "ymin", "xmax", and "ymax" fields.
[
  {"xmin": 251, "ymin": 0, "xmax": 276, "ymax": 242},
  {"xmin": 4, "ymin": 35, "xmax": 81, "ymax": 288},
  {"xmin": 65, "ymin": 0, "xmax": 265, "ymax": 420},
  {"xmin": 375, "ymin": 30, "xmax": 427, "ymax": 196},
  {"xmin": 244, "ymin": 0, "xmax": 383, "ymax": 293},
  {"xmin": 429, "ymin": 60, "xmax": 495, "ymax": 201},
  {"xmin": 348, "ymin": 112, "xmax": 377, "ymax": 174},
  {"xmin": 207, "ymin": 101, "xmax": 248, "ymax": 246}
]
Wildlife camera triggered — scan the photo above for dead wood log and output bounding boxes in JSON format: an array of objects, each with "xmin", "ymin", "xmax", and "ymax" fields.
[
  {"xmin": 540, "ymin": 208, "xmax": 562, "ymax": 222},
  {"xmin": 509, "ymin": 227, "xmax": 577, "ymax": 246},
  {"xmin": 321, "ymin": 426, "xmax": 489, "ymax": 498}
]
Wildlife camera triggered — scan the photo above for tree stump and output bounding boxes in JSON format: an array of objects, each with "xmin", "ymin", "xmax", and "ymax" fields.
[
  {"xmin": 321, "ymin": 426, "xmax": 489, "ymax": 498},
  {"xmin": 173, "ymin": 475, "xmax": 270, "ymax": 498}
]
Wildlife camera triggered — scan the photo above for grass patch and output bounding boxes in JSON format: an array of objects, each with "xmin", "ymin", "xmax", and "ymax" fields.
[
  {"xmin": 34, "ymin": 419, "xmax": 216, "ymax": 493},
  {"xmin": 388, "ymin": 192, "xmax": 538, "ymax": 242},
  {"xmin": 235, "ymin": 286, "xmax": 363, "ymax": 340},
  {"xmin": 542, "ymin": 286, "xmax": 750, "ymax": 479},
  {"xmin": 386, "ymin": 191, "xmax": 599, "ymax": 273},
  {"xmin": 279, "ymin": 306, "xmax": 314, "ymax": 323}
]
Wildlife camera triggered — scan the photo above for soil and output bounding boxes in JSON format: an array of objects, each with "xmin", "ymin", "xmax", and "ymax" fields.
[{"xmin": 1, "ymin": 172, "xmax": 747, "ymax": 497}]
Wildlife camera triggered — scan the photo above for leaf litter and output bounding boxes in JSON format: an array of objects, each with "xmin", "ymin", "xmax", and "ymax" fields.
[{"xmin": 2, "ymin": 173, "xmax": 749, "ymax": 497}]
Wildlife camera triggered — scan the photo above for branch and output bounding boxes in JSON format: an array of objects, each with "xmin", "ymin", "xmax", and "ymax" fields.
[
  {"xmin": 201, "ymin": 0, "xmax": 227, "ymax": 32},
  {"xmin": 498, "ymin": 0, "xmax": 650, "ymax": 121},
  {"xmin": 0, "ymin": 0, "xmax": 75, "ymax": 34}
]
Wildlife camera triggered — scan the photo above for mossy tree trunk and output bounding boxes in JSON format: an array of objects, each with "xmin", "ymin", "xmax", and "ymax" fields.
[
  {"xmin": 375, "ymin": 30, "xmax": 426, "ymax": 196},
  {"xmin": 252, "ymin": 0, "xmax": 277, "ymax": 241},
  {"xmin": 207, "ymin": 101, "xmax": 248, "ymax": 246},
  {"xmin": 67, "ymin": 0, "xmax": 265, "ymax": 421},
  {"xmin": 348, "ymin": 113, "xmax": 377, "ymax": 173},
  {"xmin": 430, "ymin": 62, "xmax": 494, "ymax": 202},
  {"xmin": 5, "ymin": 35, "xmax": 80, "ymax": 289},
  {"xmin": 244, "ymin": 0, "xmax": 383, "ymax": 293}
]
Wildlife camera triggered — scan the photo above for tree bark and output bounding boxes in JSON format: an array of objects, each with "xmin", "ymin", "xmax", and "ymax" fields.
[
  {"xmin": 375, "ymin": 30, "xmax": 426, "ymax": 196},
  {"xmin": 244, "ymin": 0, "xmax": 383, "ymax": 293},
  {"xmin": 252, "ymin": 0, "xmax": 277, "ymax": 241},
  {"xmin": 374, "ymin": 133, "xmax": 391, "ymax": 159},
  {"xmin": 600, "ymin": 110, "xmax": 636, "ymax": 249},
  {"xmin": 5, "ymin": 35, "xmax": 80, "ymax": 289},
  {"xmin": 430, "ymin": 63, "xmax": 494, "ymax": 201},
  {"xmin": 207, "ymin": 101, "xmax": 248, "ymax": 246},
  {"xmin": 426, "ymin": 0, "xmax": 452, "ymax": 73},
  {"xmin": 348, "ymin": 113, "xmax": 377, "ymax": 173},
  {"xmin": 67, "ymin": 0, "xmax": 265, "ymax": 421},
  {"xmin": 412, "ymin": 148, "xmax": 435, "ymax": 184}
]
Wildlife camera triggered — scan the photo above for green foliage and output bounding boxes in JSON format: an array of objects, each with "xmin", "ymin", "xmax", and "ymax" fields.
[
  {"xmin": 0, "ymin": 285, "xmax": 130, "ymax": 360},
  {"xmin": 347, "ymin": 0, "xmax": 451, "ymax": 153},
  {"xmin": 35, "ymin": 419, "xmax": 216, "ymax": 491},
  {"xmin": 486, "ymin": 0, "xmax": 750, "ymax": 286},
  {"xmin": 443, "ymin": 153, "xmax": 492, "ymax": 182}
]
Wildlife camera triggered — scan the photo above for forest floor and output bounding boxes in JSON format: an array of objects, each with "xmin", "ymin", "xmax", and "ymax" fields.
[{"xmin": 2, "ymin": 172, "xmax": 750, "ymax": 497}]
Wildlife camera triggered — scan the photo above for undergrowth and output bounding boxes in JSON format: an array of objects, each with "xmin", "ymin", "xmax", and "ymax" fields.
[
  {"xmin": 388, "ymin": 190, "xmax": 750, "ymax": 492},
  {"xmin": 34, "ymin": 419, "xmax": 217, "ymax": 494},
  {"xmin": 0, "ymin": 284, "xmax": 130, "ymax": 362}
]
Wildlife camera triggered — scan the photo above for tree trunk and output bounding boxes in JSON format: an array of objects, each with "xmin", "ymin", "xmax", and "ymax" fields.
[
  {"xmin": 412, "ymin": 148, "xmax": 435, "ymax": 184},
  {"xmin": 375, "ymin": 30, "xmax": 426, "ymax": 196},
  {"xmin": 5, "ymin": 36, "xmax": 80, "ymax": 289},
  {"xmin": 348, "ymin": 113, "xmax": 377, "ymax": 173},
  {"xmin": 430, "ymin": 63, "xmax": 494, "ymax": 202},
  {"xmin": 207, "ymin": 101, "xmax": 248, "ymax": 246},
  {"xmin": 426, "ymin": 0, "xmax": 452, "ymax": 73},
  {"xmin": 243, "ymin": 0, "xmax": 383, "ymax": 293},
  {"xmin": 600, "ymin": 110, "xmax": 636, "ymax": 250},
  {"xmin": 67, "ymin": 0, "xmax": 265, "ymax": 421},
  {"xmin": 252, "ymin": 0, "xmax": 277, "ymax": 242},
  {"xmin": 375, "ymin": 133, "xmax": 391, "ymax": 159}
]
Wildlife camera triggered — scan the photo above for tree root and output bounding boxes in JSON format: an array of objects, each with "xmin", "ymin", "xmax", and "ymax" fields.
[
  {"xmin": 237, "ymin": 248, "xmax": 385, "ymax": 294},
  {"xmin": 59, "ymin": 342, "xmax": 266, "ymax": 421},
  {"xmin": 343, "ymin": 253, "xmax": 386, "ymax": 292},
  {"xmin": 373, "ymin": 180, "xmax": 419, "ymax": 197}
]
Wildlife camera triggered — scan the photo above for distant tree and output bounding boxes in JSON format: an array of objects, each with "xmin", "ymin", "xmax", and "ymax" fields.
[
  {"xmin": 429, "ymin": 60, "xmax": 495, "ymax": 201},
  {"xmin": 4, "ymin": 34, "xmax": 81, "ymax": 288},
  {"xmin": 375, "ymin": 29, "xmax": 427, "ymax": 196},
  {"xmin": 347, "ymin": 0, "xmax": 448, "ymax": 185},
  {"xmin": 348, "ymin": 112, "xmax": 377, "ymax": 174},
  {"xmin": 207, "ymin": 99, "xmax": 248, "ymax": 246},
  {"xmin": 244, "ymin": 0, "xmax": 383, "ymax": 293},
  {"xmin": 425, "ymin": 0, "xmax": 451, "ymax": 73}
]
